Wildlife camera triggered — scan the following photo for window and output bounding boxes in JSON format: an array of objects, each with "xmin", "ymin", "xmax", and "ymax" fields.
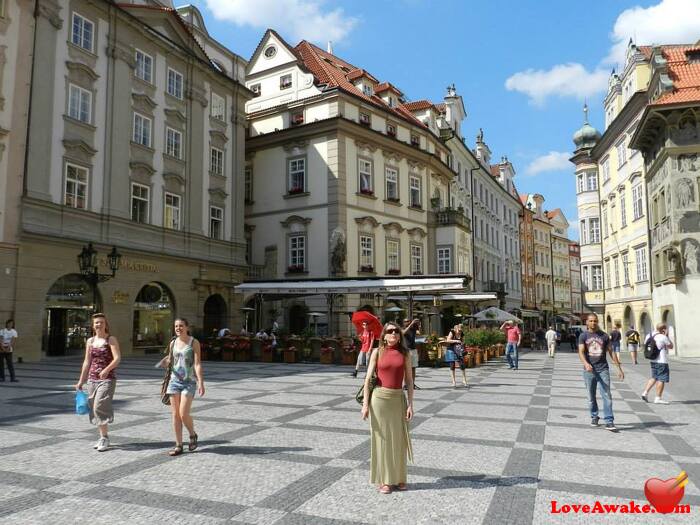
[
  {"xmin": 582, "ymin": 267, "xmax": 589, "ymax": 290},
  {"xmin": 244, "ymin": 168, "xmax": 253, "ymax": 203},
  {"xmin": 250, "ymin": 83, "xmax": 261, "ymax": 97},
  {"xmin": 263, "ymin": 45, "xmax": 277, "ymax": 58},
  {"xmin": 410, "ymin": 134, "xmax": 420, "ymax": 147},
  {"xmin": 592, "ymin": 265, "xmax": 603, "ymax": 290},
  {"xmin": 210, "ymin": 147, "xmax": 224, "ymax": 176},
  {"xmin": 632, "ymin": 184, "xmax": 644, "ymax": 220},
  {"xmin": 586, "ymin": 172, "xmax": 598, "ymax": 191},
  {"xmin": 280, "ymin": 74, "xmax": 292, "ymax": 90},
  {"xmin": 211, "ymin": 93, "xmax": 225, "ymax": 120},
  {"xmin": 619, "ymin": 189, "xmax": 627, "ymax": 228},
  {"xmin": 438, "ymin": 247, "xmax": 452, "ymax": 274},
  {"xmin": 635, "ymin": 246, "xmax": 648, "ymax": 282},
  {"xmin": 133, "ymin": 113, "xmax": 152, "ymax": 147},
  {"xmin": 209, "ymin": 206, "xmax": 223, "ymax": 239},
  {"xmin": 580, "ymin": 220, "xmax": 588, "ymax": 245},
  {"xmin": 589, "ymin": 217, "xmax": 600, "ymax": 244},
  {"xmin": 411, "ymin": 244, "xmax": 423, "ymax": 275},
  {"xmin": 288, "ymin": 157, "xmax": 306, "ymax": 194},
  {"xmin": 288, "ymin": 235, "xmax": 306, "ymax": 271},
  {"xmin": 622, "ymin": 253, "xmax": 630, "ymax": 285},
  {"xmin": 409, "ymin": 176, "xmax": 421, "ymax": 208},
  {"xmin": 135, "ymin": 50, "xmax": 153, "ymax": 83},
  {"xmin": 387, "ymin": 240, "xmax": 400, "ymax": 272},
  {"xmin": 64, "ymin": 164, "xmax": 88, "ymax": 209},
  {"xmin": 386, "ymin": 123, "xmax": 396, "ymax": 137},
  {"xmin": 602, "ymin": 207, "xmax": 609, "ymax": 238},
  {"xmin": 360, "ymin": 235, "xmax": 373, "ymax": 271},
  {"xmin": 291, "ymin": 111, "xmax": 304, "ymax": 125},
  {"xmin": 617, "ymin": 140, "xmax": 627, "ymax": 167},
  {"xmin": 602, "ymin": 159, "xmax": 610, "ymax": 182},
  {"xmin": 613, "ymin": 257, "xmax": 620, "ymax": 287},
  {"xmin": 362, "ymin": 84, "xmax": 373, "ymax": 97},
  {"xmin": 71, "ymin": 13, "xmax": 94, "ymax": 52},
  {"xmin": 359, "ymin": 112, "xmax": 370, "ymax": 126},
  {"xmin": 164, "ymin": 193, "xmax": 181, "ymax": 230},
  {"xmin": 385, "ymin": 167, "xmax": 398, "ymax": 200},
  {"xmin": 167, "ymin": 68, "xmax": 184, "ymax": 99},
  {"xmin": 68, "ymin": 84, "xmax": 91, "ymax": 123},
  {"xmin": 166, "ymin": 128, "xmax": 182, "ymax": 159},
  {"xmin": 131, "ymin": 183, "xmax": 150, "ymax": 223}
]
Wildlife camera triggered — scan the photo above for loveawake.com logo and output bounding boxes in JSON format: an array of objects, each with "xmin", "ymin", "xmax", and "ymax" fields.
[{"xmin": 550, "ymin": 471, "xmax": 692, "ymax": 515}]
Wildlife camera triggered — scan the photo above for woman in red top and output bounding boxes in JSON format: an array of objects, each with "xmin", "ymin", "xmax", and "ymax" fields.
[
  {"xmin": 361, "ymin": 322, "xmax": 414, "ymax": 494},
  {"xmin": 352, "ymin": 320, "xmax": 375, "ymax": 378},
  {"xmin": 74, "ymin": 313, "xmax": 121, "ymax": 452}
]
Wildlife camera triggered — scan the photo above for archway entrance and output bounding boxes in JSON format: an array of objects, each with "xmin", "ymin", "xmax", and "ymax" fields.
[
  {"xmin": 624, "ymin": 306, "xmax": 634, "ymax": 331},
  {"xmin": 44, "ymin": 274, "xmax": 100, "ymax": 356},
  {"xmin": 640, "ymin": 312, "xmax": 652, "ymax": 340},
  {"xmin": 288, "ymin": 304, "xmax": 308, "ymax": 334},
  {"xmin": 203, "ymin": 294, "xmax": 228, "ymax": 337},
  {"xmin": 133, "ymin": 282, "xmax": 175, "ymax": 352}
]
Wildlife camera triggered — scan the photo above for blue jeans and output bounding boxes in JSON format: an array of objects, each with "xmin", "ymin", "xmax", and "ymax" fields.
[
  {"xmin": 506, "ymin": 342, "xmax": 518, "ymax": 369},
  {"xmin": 583, "ymin": 367, "xmax": 613, "ymax": 423}
]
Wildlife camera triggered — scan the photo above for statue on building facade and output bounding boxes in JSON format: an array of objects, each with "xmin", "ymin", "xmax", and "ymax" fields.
[
  {"xmin": 330, "ymin": 227, "xmax": 346, "ymax": 275},
  {"xmin": 676, "ymin": 178, "xmax": 695, "ymax": 208}
]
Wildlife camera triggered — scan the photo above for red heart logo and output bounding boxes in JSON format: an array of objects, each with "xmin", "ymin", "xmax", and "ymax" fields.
[{"xmin": 644, "ymin": 477, "xmax": 685, "ymax": 514}]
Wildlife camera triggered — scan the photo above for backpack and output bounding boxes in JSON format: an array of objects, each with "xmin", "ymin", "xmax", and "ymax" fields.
[{"xmin": 643, "ymin": 334, "xmax": 660, "ymax": 360}]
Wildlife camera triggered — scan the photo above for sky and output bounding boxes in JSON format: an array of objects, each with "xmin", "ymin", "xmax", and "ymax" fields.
[{"xmin": 186, "ymin": 0, "xmax": 700, "ymax": 239}]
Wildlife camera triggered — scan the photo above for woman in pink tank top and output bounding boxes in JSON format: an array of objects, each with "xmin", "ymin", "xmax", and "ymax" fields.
[{"xmin": 360, "ymin": 322, "xmax": 414, "ymax": 494}]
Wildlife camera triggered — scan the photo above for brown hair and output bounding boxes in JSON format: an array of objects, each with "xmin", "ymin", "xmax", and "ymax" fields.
[
  {"xmin": 376, "ymin": 322, "xmax": 408, "ymax": 357},
  {"xmin": 91, "ymin": 313, "xmax": 110, "ymax": 336},
  {"xmin": 174, "ymin": 317, "xmax": 190, "ymax": 335}
]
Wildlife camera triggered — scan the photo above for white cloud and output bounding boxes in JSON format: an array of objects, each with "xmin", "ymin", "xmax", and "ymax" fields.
[
  {"xmin": 524, "ymin": 151, "xmax": 572, "ymax": 176},
  {"xmin": 506, "ymin": 0, "xmax": 700, "ymax": 105},
  {"xmin": 605, "ymin": 0, "xmax": 700, "ymax": 66},
  {"xmin": 203, "ymin": 0, "xmax": 358, "ymax": 44}
]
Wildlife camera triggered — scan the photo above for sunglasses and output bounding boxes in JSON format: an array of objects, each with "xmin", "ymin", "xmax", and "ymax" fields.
[{"xmin": 385, "ymin": 328, "xmax": 400, "ymax": 335}]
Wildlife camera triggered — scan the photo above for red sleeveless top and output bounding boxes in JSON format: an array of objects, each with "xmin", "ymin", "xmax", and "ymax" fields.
[{"xmin": 376, "ymin": 346, "xmax": 405, "ymax": 389}]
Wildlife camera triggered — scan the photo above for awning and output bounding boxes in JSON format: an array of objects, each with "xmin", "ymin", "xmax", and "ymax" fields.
[
  {"xmin": 234, "ymin": 275, "xmax": 469, "ymax": 295},
  {"xmin": 387, "ymin": 293, "xmax": 497, "ymax": 302}
]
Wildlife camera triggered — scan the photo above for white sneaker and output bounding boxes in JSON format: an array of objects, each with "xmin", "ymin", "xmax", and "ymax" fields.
[
  {"xmin": 93, "ymin": 438, "xmax": 101, "ymax": 449},
  {"xmin": 654, "ymin": 398, "xmax": 670, "ymax": 405},
  {"xmin": 96, "ymin": 436, "xmax": 110, "ymax": 452}
]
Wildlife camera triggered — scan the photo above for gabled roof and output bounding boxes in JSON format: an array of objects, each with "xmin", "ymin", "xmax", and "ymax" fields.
[
  {"xmin": 347, "ymin": 68, "xmax": 379, "ymax": 83},
  {"xmin": 653, "ymin": 45, "xmax": 700, "ymax": 106},
  {"xmin": 247, "ymin": 28, "xmax": 302, "ymax": 72},
  {"xmin": 403, "ymin": 100, "xmax": 437, "ymax": 112},
  {"xmin": 546, "ymin": 208, "xmax": 562, "ymax": 220},
  {"xmin": 375, "ymin": 82, "xmax": 404, "ymax": 97}
]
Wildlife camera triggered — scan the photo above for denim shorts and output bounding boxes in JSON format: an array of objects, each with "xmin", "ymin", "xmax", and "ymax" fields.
[
  {"xmin": 166, "ymin": 377, "xmax": 197, "ymax": 397},
  {"xmin": 651, "ymin": 362, "xmax": 670, "ymax": 383}
]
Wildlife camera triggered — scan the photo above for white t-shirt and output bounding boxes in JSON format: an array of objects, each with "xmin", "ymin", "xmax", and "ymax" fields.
[
  {"xmin": 545, "ymin": 330, "xmax": 557, "ymax": 344},
  {"xmin": 0, "ymin": 328, "xmax": 18, "ymax": 348},
  {"xmin": 649, "ymin": 332, "xmax": 672, "ymax": 364}
]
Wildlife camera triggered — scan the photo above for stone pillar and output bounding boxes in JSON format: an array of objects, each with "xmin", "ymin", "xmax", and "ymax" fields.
[{"xmin": 186, "ymin": 80, "xmax": 206, "ymax": 235}]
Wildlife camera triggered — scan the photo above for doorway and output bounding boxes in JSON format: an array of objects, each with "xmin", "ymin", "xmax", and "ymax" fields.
[{"xmin": 44, "ymin": 274, "xmax": 98, "ymax": 356}]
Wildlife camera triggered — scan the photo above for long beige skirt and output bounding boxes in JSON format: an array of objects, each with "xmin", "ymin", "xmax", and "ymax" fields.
[{"xmin": 369, "ymin": 387, "xmax": 414, "ymax": 485}]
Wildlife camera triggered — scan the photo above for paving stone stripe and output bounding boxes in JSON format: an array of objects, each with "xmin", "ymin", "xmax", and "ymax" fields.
[
  {"xmin": 257, "ymin": 466, "xmax": 352, "ymax": 512},
  {"xmin": 0, "ymin": 490, "xmax": 65, "ymax": 518}
]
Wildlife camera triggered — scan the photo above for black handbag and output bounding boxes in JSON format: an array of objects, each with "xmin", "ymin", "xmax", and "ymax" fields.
[{"xmin": 355, "ymin": 370, "xmax": 378, "ymax": 405}]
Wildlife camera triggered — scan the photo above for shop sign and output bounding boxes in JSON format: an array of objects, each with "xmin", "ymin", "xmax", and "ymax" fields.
[
  {"xmin": 112, "ymin": 291, "xmax": 130, "ymax": 304},
  {"xmin": 99, "ymin": 257, "xmax": 158, "ymax": 273}
]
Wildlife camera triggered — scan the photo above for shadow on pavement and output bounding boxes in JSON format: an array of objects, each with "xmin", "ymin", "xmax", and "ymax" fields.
[
  {"xmin": 409, "ymin": 474, "xmax": 538, "ymax": 491},
  {"xmin": 198, "ymin": 445, "xmax": 313, "ymax": 456}
]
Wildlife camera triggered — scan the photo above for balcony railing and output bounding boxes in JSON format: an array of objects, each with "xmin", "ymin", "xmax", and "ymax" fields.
[
  {"xmin": 436, "ymin": 208, "xmax": 471, "ymax": 231},
  {"xmin": 247, "ymin": 265, "xmax": 267, "ymax": 279}
]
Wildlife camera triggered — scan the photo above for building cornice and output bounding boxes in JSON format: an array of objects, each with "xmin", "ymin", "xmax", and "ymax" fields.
[{"xmin": 590, "ymin": 92, "xmax": 646, "ymax": 158}]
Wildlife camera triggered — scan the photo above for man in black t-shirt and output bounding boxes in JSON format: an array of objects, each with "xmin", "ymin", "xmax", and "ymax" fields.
[
  {"xmin": 578, "ymin": 314, "xmax": 624, "ymax": 432},
  {"xmin": 403, "ymin": 319, "xmax": 421, "ymax": 390}
]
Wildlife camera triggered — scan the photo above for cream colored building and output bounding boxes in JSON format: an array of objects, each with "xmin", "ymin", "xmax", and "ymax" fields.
[
  {"xmin": 0, "ymin": 0, "xmax": 35, "ymax": 325},
  {"xmin": 11, "ymin": 1, "xmax": 252, "ymax": 361},
  {"xmin": 547, "ymin": 209, "xmax": 573, "ymax": 317}
]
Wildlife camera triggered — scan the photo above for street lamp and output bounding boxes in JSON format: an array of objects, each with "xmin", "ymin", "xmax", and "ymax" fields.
[{"xmin": 77, "ymin": 243, "xmax": 122, "ymax": 309}]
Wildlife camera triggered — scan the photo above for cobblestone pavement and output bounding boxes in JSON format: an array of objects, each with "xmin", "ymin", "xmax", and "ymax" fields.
[{"xmin": 1, "ymin": 349, "xmax": 698, "ymax": 524}]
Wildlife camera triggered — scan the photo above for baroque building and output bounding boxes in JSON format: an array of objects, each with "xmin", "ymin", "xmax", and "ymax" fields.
[{"xmin": 12, "ymin": 0, "xmax": 252, "ymax": 361}]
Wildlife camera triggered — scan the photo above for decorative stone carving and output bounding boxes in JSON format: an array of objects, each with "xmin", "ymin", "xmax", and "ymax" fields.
[
  {"xmin": 354, "ymin": 139, "xmax": 377, "ymax": 153},
  {"xmin": 679, "ymin": 211, "xmax": 700, "ymax": 234},
  {"xmin": 354, "ymin": 216, "xmax": 380, "ymax": 228},
  {"xmin": 382, "ymin": 149, "xmax": 402, "ymax": 164},
  {"xmin": 282, "ymin": 139, "xmax": 308, "ymax": 153},
  {"xmin": 209, "ymin": 129, "xmax": 229, "ymax": 144},
  {"xmin": 329, "ymin": 227, "xmax": 346, "ymax": 275},
  {"xmin": 672, "ymin": 119, "xmax": 698, "ymax": 144},
  {"xmin": 187, "ymin": 86, "xmax": 208, "ymax": 107},
  {"xmin": 382, "ymin": 222, "xmax": 405, "ymax": 233},
  {"xmin": 676, "ymin": 154, "xmax": 698, "ymax": 173},
  {"xmin": 163, "ymin": 172, "xmax": 185, "ymax": 187},
  {"xmin": 675, "ymin": 178, "xmax": 695, "ymax": 208},
  {"xmin": 107, "ymin": 43, "xmax": 135, "ymax": 67},
  {"xmin": 66, "ymin": 61, "xmax": 100, "ymax": 85},
  {"xmin": 407, "ymin": 159, "xmax": 425, "ymax": 171},
  {"xmin": 129, "ymin": 161, "xmax": 155, "ymax": 177},
  {"xmin": 164, "ymin": 108, "xmax": 187, "ymax": 125},
  {"xmin": 407, "ymin": 227, "xmax": 427, "ymax": 239},
  {"xmin": 63, "ymin": 139, "xmax": 96, "ymax": 163},
  {"xmin": 132, "ymin": 93, "xmax": 157, "ymax": 114},
  {"xmin": 280, "ymin": 215, "xmax": 312, "ymax": 228},
  {"xmin": 682, "ymin": 239, "xmax": 700, "ymax": 275},
  {"xmin": 208, "ymin": 188, "xmax": 228, "ymax": 199},
  {"xmin": 37, "ymin": 0, "xmax": 63, "ymax": 29}
]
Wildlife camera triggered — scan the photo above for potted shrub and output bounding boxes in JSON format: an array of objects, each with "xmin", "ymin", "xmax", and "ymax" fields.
[
  {"xmin": 284, "ymin": 344, "xmax": 298, "ymax": 363},
  {"xmin": 261, "ymin": 340, "xmax": 274, "ymax": 362},
  {"xmin": 341, "ymin": 337, "xmax": 358, "ymax": 365},
  {"xmin": 425, "ymin": 334, "xmax": 440, "ymax": 366},
  {"xmin": 221, "ymin": 337, "xmax": 235, "ymax": 361},
  {"xmin": 320, "ymin": 343, "xmax": 334, "ymax": 364},
  {"xmin": 235, "ymin": 336, "xmax": 251, "ymax": 361}
]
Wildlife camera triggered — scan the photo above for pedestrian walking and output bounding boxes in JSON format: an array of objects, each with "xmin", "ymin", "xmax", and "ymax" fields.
[
  {"xmin": 625, "ymin": 325, "xmax": 640, "ymax": 364},
  {"xmin": 360, "ymin": 322, "xmax": 413, "ymax": 494},
  {"xmin": 545, "ymin": 325, "xmax": 558, "ymax": 358},
  {"xmin": 500, "ymin": 320, "xmax": 521, "ymax": 370},
  {"xmin": 641, "ymin": 323, "xmax": 674, "ymax": 404},
  {"xmin": 444, "ymin": 324, "xmax": 468, "ymax": 388},
  {"xmin": 352, "ymin": 320, "xmax": 375, "ymax": 378},
  {"xmin": 535, "ymin": 327, "xmax": 546, "ymax": 352},
  {"xmin": 0, "ymin": 319, "xmax": 18, "ymax": 382},
  {"xmin": 74, "ymin": 313, "xmax": 121, "ymax": 451},
  {"xmin": 402, "ymin": 318, "xmax": 421, "ymax": 390},
  {"xmin": 165, "ymin": 318, "xmax": 205, "ymax": 456},
  {"xmin": 610, "ymin": 322, "xmax": 622, "ymax": 359},
  {"xmin": 578, "ymin": 314, "xmax": 624, "ymax": 432}
]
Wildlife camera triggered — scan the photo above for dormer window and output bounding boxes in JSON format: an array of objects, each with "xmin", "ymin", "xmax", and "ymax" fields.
[
  {"xmin": 386, "ymin": 123, "xmax": 396, "ymax": 137},
  {"xmin": 280, "ymin": 74, "xmax": 292, "ymax": 90},
  {"xmin": 362, "ymin": 84, "xmax": 373, "ymax": 97},
  {"xmin": 387, "ymin": 96, "xmax": 395, "ymax": 107},
  {"xmin": 359, "ymin": 112, "xmax": 370, "ymax": 126},
  {"xmin": 250, "ymin": 83, "xmax": 261, "ymax": 97},
  {"xmin": 291, "ymin": 111, "xmax": 304, "ymax": 126}
]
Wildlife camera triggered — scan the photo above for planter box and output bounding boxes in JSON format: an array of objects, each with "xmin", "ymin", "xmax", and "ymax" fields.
[
  {"xmin": 342, "ymin": 351, "xmax": 357, "ymax": 365},
  {"xmin": 283, "ymin": 350, "xmax": 297, "ymax": 363},
  {"xmin": 234, "ymin": 348, "xmax": 250, "ymax": 362},
  {"xmin": 261, "ymin": 351, "xmax": 273, "ymax": 363},
  {"xmin": 222, "ymin": 350, "xmax": 234, "ymax": 361},
  {"xmin": 320, "ymin": 352, "xmax": 333, "ymax": 364},
  {"xmin": 474, "ymin": 350, "xmax": 482, "ymax": 366}
]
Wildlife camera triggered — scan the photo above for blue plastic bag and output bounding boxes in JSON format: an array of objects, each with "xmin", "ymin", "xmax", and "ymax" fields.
[{"xmin": 75, "ymin": 390, "xmax": 89, "ymax": 415}]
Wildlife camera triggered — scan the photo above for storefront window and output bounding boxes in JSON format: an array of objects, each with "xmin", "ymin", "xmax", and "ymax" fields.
[
  {"xmin": 133, "ymin": 282, "xmax": 174, "ymax": 349},
  {"xmin": 45, "ymin": 273, "xmax": 98, "ymax": 356}
]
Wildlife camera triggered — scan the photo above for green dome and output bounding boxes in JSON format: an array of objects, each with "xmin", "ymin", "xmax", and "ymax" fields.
[{"xmin": 573, "ymin": 122, "xmax": 601, "ymax": 149}]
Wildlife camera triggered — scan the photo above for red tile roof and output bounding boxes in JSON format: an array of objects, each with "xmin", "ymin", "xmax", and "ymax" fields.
[
  {"xmin": 374, "ymin": 82, "xmax": 404, "ymax": 96},
  {"xmin": 653, "ymin": 45, "xmax": 700, "ymax": 106},
  {"xmin": 434, "ymin": 103, "xmax": 446, "ymax": 114},
  {"xmin": 293, "ymin": 40, "xmax": 426, "ymax": 128},
  {"xmin": 489, "ymin": 165, "xmax": 501, "ymax": 178},
  {"xmin": 402, "ymin": 100, "xmax": 436, "ymax": 112},
  {"xmin": 346, "ymin": 68, "xmax": 379, "ymax": 83},
  {"xmin": 519, "ymin": 194, "xmax": 529, "ymax": 205},
  {"xmin": 546, "ymin": 208, "xmax": 562, "ymax": 220}
]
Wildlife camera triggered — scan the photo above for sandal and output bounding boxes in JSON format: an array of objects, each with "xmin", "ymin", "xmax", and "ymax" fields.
[
  {"xmin": 169, "ymin": 444, "xmax": 183, "ymax": 456},
  {"xmin": 188, "ymin": 433, "xmax": 198, "ymax": 451},
  {"xmin": 396, "ymin": 483, "xmax": 408, "ymax": 491},
  {"xmin": 379, "ymin": 484, "xmax": 392, "ymax": 494}
]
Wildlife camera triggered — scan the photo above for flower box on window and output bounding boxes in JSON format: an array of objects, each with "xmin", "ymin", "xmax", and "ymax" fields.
[
  {"xmin": 359, "ymin": 113, "xmax": 370, "ymax": 126},
  {"xmin": 387, "ymin": 124, "xmax": 397, "ymax": 137},
  {"xmin": 291, "ymin": 113, "xmax": 304, "ymax": 125},
  {"xmin": 410, "ymin": 135, "xmax": 420, "ymax": 147},
  {"xmin": 387, "ymin": 268, "xmax": 401, "ymax": 275},
  {"xmin": 287, "ymin": 264, "xmax": 305, "ymax": 273},
  {"xmin": 386, "ymin": 196, "xmax": 400, "ymax": 203},
  {"xmin": 360, "ymin": 265, "xmax": 374, "ymax": 273},
  {"xmin": 288, "ymin": 186, "xmax": 305, "ymax": 195},
  {"xmin": 412, "ymin": 271, "xmax": 423, "ymax": 276},
  {"xmin": 360, "ymin": 187, "xmax": 374, "ymax": 196}
]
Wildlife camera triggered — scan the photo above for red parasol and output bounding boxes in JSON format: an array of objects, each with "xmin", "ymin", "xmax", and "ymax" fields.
[{"xmin": 351, "ymin": 311, "xmax": 383, "ymax": 337}]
